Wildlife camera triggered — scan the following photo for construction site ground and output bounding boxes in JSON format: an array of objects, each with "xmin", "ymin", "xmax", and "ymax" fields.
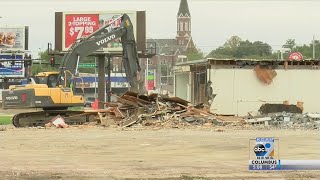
[{"xmin": 1, "ymin": 125, "xmax": 320, "ymax": 179}]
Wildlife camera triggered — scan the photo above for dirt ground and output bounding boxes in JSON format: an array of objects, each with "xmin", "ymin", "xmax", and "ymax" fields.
[{"xmin": 1, "ymin": 126, "xmax": 320, "ymax": 179}]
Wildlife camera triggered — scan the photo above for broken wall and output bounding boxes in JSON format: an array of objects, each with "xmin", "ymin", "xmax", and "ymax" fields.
[
  {"xmin": 209, "ymin": 68, "xmax": 320, "ymax": 116},
  {"xmin": 174, "ymin": 72, "xmax": 191, "ymax": 101}
]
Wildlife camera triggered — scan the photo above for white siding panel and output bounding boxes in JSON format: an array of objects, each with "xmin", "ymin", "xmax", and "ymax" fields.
[
  {"xmin": 209, "ymin": 69, "xmax": 235, "ymax": 114},
  {"xmin": 175, "ymin": 73, "xmax": 190, "ymax": 101},
  {"xmin": 209, "ymin": 69, "xmax": 320, "ymax": 115}
]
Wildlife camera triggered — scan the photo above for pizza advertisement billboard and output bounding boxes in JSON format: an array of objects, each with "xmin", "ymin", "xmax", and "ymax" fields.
[
  {"xmin": 64, "ymin": 14, "xmax": 100, "ymax": 49},
  {"xmin": 61, "ymin": 11, "xmax": 137, "ymax": 52}
]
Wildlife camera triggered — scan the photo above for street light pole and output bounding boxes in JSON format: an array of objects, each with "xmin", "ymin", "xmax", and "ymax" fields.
[
  {"xmin": 313, "ymin": 35, "xmax": 316, "ymax": 59},
  {"xmin": 94, "ymin": 57, "xmax": 97, "ymax": 98},
  {"xmin": 145, "ymin": 58, "xmax": 149, "ymax": 92}
]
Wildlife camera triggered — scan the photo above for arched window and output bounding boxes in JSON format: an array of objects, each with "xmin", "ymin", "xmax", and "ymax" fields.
[
  {"xmin": 189, "ymin": 22, "xmax": 191, "ymax": 31},
  {"xmin": 180, "ymin": 22, "xmax": 183, "ymax": 31},
  {"xmin": 185, "ymin": 22, "xmax": 188, "ymax": 31}
]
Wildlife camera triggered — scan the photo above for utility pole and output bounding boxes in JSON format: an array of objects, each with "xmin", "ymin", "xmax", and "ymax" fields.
[
  {"xmin": 145, "ymin": 58, "xmax": 149, "ymax": 91},
  {"xmin": 98, "ymin": 55, "xmax": 105, "ymax": 109},
  {"xmin": 94, "ymin": 57, "xmax": 97, "ymax": 98},
  {"xmin": 106, "ymin": 56, "xmax": 111, "ymax": 102},
  {"xmin": 313, "ymin": 35, "xmax": 316, "ymax": 59}
]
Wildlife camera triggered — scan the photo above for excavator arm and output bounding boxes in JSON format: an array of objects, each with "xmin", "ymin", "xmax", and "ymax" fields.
[{"xmin": 59, "ymin": 14, "xmax": 143, "ymax": 93}]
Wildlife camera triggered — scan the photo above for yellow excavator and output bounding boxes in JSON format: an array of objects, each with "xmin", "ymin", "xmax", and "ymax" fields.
[{"xmin": 2, "ymin": 14, "xmax": 144, "ymax": 127}]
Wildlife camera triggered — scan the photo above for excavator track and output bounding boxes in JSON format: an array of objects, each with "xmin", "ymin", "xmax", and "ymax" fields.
[{"xmin": 12, "ymin": 110, "xmax": 95, "ymax": 128}]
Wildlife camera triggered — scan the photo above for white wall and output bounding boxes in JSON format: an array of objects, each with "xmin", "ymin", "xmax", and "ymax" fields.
[
  {"xmin": 175, "ymin": 72, "xmax": 190, "ymax": 101},
  {"xmin": 209, "ymin": 68, "xmax": 320, "ymax": 116}
]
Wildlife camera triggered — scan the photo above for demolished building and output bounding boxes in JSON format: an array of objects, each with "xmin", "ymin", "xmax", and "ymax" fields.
[{"xmin": 174, "ymin": 58, "xmax": 320, "ymax": 116}]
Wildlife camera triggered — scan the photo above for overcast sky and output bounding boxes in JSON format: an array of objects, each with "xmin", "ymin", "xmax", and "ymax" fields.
[{"xmin": 1, "ymin": 0, "xmax": 320, "ymax": 57}]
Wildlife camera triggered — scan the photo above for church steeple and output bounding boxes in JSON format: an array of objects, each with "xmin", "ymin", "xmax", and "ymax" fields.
[
  {"xmin": 176, "ymin": 0, "xmax": 192, "ymax": 46},
  {"xmin": 177, "ymin": 0, "xmax": 190, "ymax": 17}
]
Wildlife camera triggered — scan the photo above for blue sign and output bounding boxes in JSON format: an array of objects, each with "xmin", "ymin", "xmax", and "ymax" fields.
[
  {"xmin": 254, "ymin": 137, "xmax": 274, "ymax": 158},
  {"xmin": 0, "ymin": 53, "xmax": 24, "ymax": 77}
]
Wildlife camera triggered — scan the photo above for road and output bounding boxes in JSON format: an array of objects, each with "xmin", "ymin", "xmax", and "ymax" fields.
[{"xmin": 0, "ymin": 126, "xmax": 320, "ymax": 179}]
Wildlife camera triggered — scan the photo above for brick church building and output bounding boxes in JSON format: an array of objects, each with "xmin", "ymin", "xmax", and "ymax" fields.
[{"xmin": 144, "ymin": 0, "xmax": 196, "ymax": 94}]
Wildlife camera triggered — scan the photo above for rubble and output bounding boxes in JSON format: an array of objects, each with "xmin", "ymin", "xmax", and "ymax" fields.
[
  {"xmin": 83, "ymin": 91, "xmax": 238, "ymax": 129},
  {"xmin": 259, "ymin": 103, "xmax": 303, "ymax": 114},
  {"xmin": 38, "ymin": 91, "xmax": 320, "ymax": 131},
  {"xmin": 45, "ymin": 115, "xmax": 69, "ymax": 128},
  {"xmin": 245, "ymin": 112, "xmax": 320, "ymax": 130}
]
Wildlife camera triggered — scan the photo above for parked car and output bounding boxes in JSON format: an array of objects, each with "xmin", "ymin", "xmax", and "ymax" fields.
[{"xmin": 84, "ymin": 97, "xmax": 96, "ymax": 107}]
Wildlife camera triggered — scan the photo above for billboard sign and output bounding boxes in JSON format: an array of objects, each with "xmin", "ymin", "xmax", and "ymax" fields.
[
  {"xmin": 0, "ymin": 27, "xmax": 28, "ymax": 50},
  {"xmin": 65, "ymin": 14, "xmax": 99, "ymax": 49},
  {"xmin": 61, "ymin": 11, "xmax": 137, "ymax": 52},
  {"xmin": 288, "ymin": 52, "xmax": 303, "ymax": 61},
  {"xmin": 147, "ymin": 69, "xmax": 155, "ymax": 90},
  {"xmin": 0, "ymin": 53, "xmax": 25, "ymax": 77}
]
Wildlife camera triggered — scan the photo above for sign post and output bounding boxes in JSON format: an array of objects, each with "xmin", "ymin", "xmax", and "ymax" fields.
[{"xmin": 94, "ymin": 58, "xmax": 97, "ymax": 98}]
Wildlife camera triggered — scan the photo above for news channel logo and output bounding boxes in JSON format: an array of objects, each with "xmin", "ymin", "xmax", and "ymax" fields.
[{"xmin": 254, "ymin": 137, "xmax": 274, "ymax": 158}]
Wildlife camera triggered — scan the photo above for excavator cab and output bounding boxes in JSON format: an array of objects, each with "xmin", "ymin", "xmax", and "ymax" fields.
[{"xmin": 33, "ymin": 72, "xmax": 59, "ymax": 88}]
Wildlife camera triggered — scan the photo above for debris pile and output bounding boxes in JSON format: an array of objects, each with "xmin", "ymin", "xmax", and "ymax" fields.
[
  {"xmin": 45, "ymin": 115, "xmax": 69, "ymax": 128},
  {"xmin": 246, "ymin": 112, "xmax": 320, "ymax": 129},
  {"xmin": 45, "ymin": 92, "xmax": 320, "ymax": 130},
  {"xmin": 88, "ymin": 91, "xmax": 237, "ymax": 128},
  {"xmin": 44, "ymin": 92, "xmax": 320, "ymax": 131}
]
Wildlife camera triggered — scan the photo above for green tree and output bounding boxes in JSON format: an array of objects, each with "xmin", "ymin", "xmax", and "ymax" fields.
[
  {"xmin": 224, "ymin": 36, "xmax": 242, "ymax": 48},
  {"xmin": 31, "ymin": 51, "xmax": 58, "ymax": 75},
  {"xmin": 186, "ymin": 48, "xmax": 204, "ymax": 61},
  {"xmin": 234, "ymin": 40, "xmax": 252, "ymax": 58},
  {"xmin": 207, "ymin": 46, "xmax": 234, "ymax": 59},
  {"xmin": 252, "ymin": 41, "xmax": 272, "ymax": 56},
  {"xmin": 207, "ymin": 36, "xmax": 274, "ymax": 59},
  {"xmin": 288, "ymin": 40, "xmax": 320, "ymax": 59},
  {"xmin": 39, "ymin": 51, "xmax": 50, "ymax": 61},
  {"xmin": 282, "ymin": 39, "xmax": 296, "ymax": 51}
]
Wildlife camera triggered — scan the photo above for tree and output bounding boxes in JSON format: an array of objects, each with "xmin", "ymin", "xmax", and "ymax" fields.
[
  {"xmin": 187, "ymin": 48, "xmax": 204, "ymax": 61},
  {"xmin": 207, "ymin": 36, "xmax": 274, "ymax": 59},
  {"xmin": 31, "ymin": 51, "xmax": 58, "ymax": 75},
  {"xmin": 223, "ymin": 36, "xmax": 242, "ymax": 48},
  {"xmin": 289, "ymin": 39, "xmax": 320, "ymax": 59},
  {"xmin": 39, "ymin": 51, "xmax": 50, "ymax": 61},
  {"xmin": 234, "ymin": 40, "xmax": 252, "ymax": 58},
  {"xmin": 253, "ymin": 41, "xmax": 272, "ymax": 56},
  {"xmin": 282, "ymin": 39, "xmax": 296, "ymax": 51}
]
